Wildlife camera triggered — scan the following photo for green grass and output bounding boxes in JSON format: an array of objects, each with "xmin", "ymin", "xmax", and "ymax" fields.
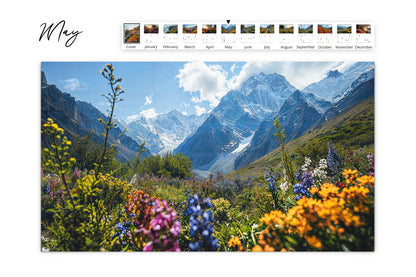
[{"xmin": 227, "ymin": 96, "xmax": 374, "ymax": 179}]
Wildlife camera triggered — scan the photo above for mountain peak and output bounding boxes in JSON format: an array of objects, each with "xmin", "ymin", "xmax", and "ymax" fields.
[
  {"xmin": 167, "ymin": 109, "xmax": 181, "ymax": 116},
  {"xmin": 41, "ymin": 71, "xmax": 47, "ymax": 86},
  {"xmin": 327, "ymin": 70, "xmax": 342, "ymax": 78},
  {"xmin": 291, "ymin": 89, "xmax": 303, "ymax": 98}
]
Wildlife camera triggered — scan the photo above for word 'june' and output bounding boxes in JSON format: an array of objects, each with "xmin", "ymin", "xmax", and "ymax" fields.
[{"xmin": 39, "ymin": 20, "xmax": 83, "ymax": 47}]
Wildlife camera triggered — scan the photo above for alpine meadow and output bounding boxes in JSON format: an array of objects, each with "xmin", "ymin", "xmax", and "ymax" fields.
[{"xmin": 41, "ymin": 61, "xmax": 374, "ymax": 251}]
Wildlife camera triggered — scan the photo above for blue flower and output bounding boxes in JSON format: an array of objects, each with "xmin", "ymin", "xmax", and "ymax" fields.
[
  {"xmin": 265, "ymin": 172, "xmax": 277, "ymax": 192},
  {"xmin": 183, "ymin": 192, "xmax": 219, "ymax": 251},
  {"xmin": 293, "ymin": 171, "xmax": 313, "ymax": 200},
  {"xmin": 327, "ymin": 142, "xmax": 342, "ymax": 176},
  {"xmin": 189, "ymin": 241, "xmax": 200, "ymax": 251}
]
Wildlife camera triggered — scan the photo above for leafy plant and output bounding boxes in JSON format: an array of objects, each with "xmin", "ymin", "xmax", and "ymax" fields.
[
  {"xmin": 274, "ymin": 117, "xmax": 296, "ymax": 185},
  {"xmin": 96, "ymin": 64, "xmax": 125, "ymax": 177}
]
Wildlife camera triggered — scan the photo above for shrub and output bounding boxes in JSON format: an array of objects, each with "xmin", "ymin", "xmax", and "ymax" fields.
[
  {"xmin": 137, "ymin": 152, "xmax": 193, "ymax": 178},
  {"xmin": 253, "ymin": 170, "xmax": 374, "ymax": 251}
]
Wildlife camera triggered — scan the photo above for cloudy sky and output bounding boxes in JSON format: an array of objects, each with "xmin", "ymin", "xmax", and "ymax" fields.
[{"xmin": 41, "ymin": 61, "xmax": 344, "ymax": 122}]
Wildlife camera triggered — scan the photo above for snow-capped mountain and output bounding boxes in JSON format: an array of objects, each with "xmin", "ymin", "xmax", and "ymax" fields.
[
  {"xmin": 236, "ymin": 65, "xmax": 375, "ymax": 170},
  {"xmin": 302, "ymin": 62, "xmax": 374, "ymax": 101},
  {"xmin": 301, "ymin": 92, "xmax": 332, "ymax": 114},
  {"xmin": 235, "ymin": 90, "xmax": 321, "ymax": 169},
  {"xmin": 317, "ymin": 69, "xmax": 375, "ymax": 125},
  {"xmin": 332, "ymin": 67, "xmax": 375, "ymax": 103},
  {"xmin": 126, "ymin": 110, "xmax": 207, "ymax": 155},
  {"xmin": 174, "ymin": 72, "xmax": 297, "ymax": 174}
]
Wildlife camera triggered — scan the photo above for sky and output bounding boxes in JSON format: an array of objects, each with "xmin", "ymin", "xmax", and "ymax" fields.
[{"xmin": 41, "ymin": 61, "xmax": 342, "ymax": 122}]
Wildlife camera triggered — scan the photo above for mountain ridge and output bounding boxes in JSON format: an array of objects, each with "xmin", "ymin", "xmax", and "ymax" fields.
[
  {"xmin": 174, "ymin": 72, "xmax": 297, "ymax": 174},
  {"xmin": 41, "ymin": 71, "xmax": 151, "ymax": 162}
]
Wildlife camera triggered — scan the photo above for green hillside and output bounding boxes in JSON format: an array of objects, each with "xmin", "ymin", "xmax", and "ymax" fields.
[{"xmin": 227, "ymin": 96, "xmax": 374, "ymax": 179}]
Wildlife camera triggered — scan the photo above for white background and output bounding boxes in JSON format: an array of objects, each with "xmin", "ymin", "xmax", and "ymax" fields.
[{"xmin": 1, "ymin": 0, "xmax": 415, "ymax": 276}]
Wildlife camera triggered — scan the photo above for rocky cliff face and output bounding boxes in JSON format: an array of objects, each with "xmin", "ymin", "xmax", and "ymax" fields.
[
  {"xmin": 174, "ymin": 72, "xmax": 297, "ymax": 174},
  {"xmin": 235, "ymin": 90, "xmax": 321, "ymax": 169},
  {"xmin": 41, "ymin": 71, "xmax": 150, "ymax": 161}
]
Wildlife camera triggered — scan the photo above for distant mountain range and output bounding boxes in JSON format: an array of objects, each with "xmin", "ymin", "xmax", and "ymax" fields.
[
  {"xmin": 302, "ymin": 62, "xmax": 374, "ymax": 100},
  {"xmin": 41, "ymin": 71, "xmax": 151, "ymax": 161},
  {"xmin": 41, "ymin": 61, "xmax": 375, "ymax": 177},
  {"xmin": 173, "ymin": 62, "xmax": 375, "ymax": 175},
  {"xmin": 125, "ymin": 110, "xmax": 207, "ymax": 155}
]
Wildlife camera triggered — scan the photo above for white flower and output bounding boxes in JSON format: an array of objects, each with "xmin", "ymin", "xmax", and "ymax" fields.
[
  {"xmin": 318, "ymin": 159, "xmax": 328, "ymax": 169},
  {"xmin": 302, "ymin": 157, "xmax": 312, "ymax": 172},
  {"xmin": 280, "ymin": 181, "xmax": 289, "ymax": 192},
  {"xmin": 312, "ymin": 159, "xmax": 328, "ymax": 180}
]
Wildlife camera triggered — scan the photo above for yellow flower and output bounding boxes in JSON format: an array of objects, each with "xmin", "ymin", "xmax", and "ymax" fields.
[
  {"xmin": 228, "ymin": 236, "xmax": 242, "ymax": 248},
  {"xmin": 342, "ymin": 169, "xmax": 358, "ymax": 176},
  {"xmin": 305, "ymin": 235, "xmax": 322, "ymax": 249},
  {"xmin": 318, "ymin": 183, "xmax": 340, "ymax": 199},
  {"xmin": 254, "ymin": 170, "xmax": 373, "ymax": 251},
  {"xmin": 342, "ymin": 169, "xmax": 358, "ymax": 184},
  {"xmin": 310, "ymin": 186, "xmax": 319, "ymax": 195},
  {"xmin": 356, "ymin": 175, "xmax": 374, "ymax": 186},
  {"xmin": 252, "ymin": 245, "xmax": 263, "ymax": 252}
]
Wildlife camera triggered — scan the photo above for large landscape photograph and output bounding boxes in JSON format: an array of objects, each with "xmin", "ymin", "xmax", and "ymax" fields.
[{"xmin": 41, "ymin": 61, "xmax": 375, "ymax": 252}]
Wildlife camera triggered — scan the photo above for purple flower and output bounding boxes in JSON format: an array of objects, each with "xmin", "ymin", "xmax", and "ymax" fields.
[
  {"xmin": 72, "ymin": 168, "xmax": 81, "ymax": 179},
  {"xmin": 144, "ymin": 199, "xmax": 181, "ymax": 251}
]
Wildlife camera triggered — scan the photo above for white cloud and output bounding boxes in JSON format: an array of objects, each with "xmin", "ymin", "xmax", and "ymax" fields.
[
  {"xmin": 194, "ymin": 105, "xmax": 206, "ymax": 116},
  {"xmin": 227, "ymin": 62, "xmax": 278, "ymax": 90},
  {"xmin": 181, "ymin": 111, "xmax": 188, "ymax": 116},
  {"xmin": 139, "ymin": 108, "xmax": 158, "ymax": 119},
  {"xmin": 144, "ymin": 94, "xmax": 153, "ymax": 105},
  {"xmin": 126, "ymin": 114, "xmax": 140, "ymax": 123},
  {"xmin": 62, "ymin": 78, "xmax": 86, "ymax": 92},
  {"xmin": 230, "ymin": 63, "xmax": 238, "ymax": 73},
  {"xmin": 176, "ymin": 62, "xmax": 228, "ymax": 107},
  {"xmin": 177, "ymin": 61, "xmax": 340, "ymax": 114},
  {"xmin": 126, "ymin": 108, "xmax": 159, "ymax": 123},
  {"xmin": 332, "ymin": 61, "xmax": 356, "ymax": 73},
  {"xmin": 191, "ymin": 96, "xmax": 202, "ymax": 103}
]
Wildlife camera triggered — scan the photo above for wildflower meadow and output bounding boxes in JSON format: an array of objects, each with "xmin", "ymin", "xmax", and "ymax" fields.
[{"xmin": 41, "ymin": 64, "xmax": 374, "ymax": 252}]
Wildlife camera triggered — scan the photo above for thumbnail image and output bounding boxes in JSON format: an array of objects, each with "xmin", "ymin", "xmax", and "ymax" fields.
[
  {"xmin": 357, "ymin": 24, "xmax": 371, "ymax": 34},
  {"xmin": 260, "ymin": 24, "xmax": 274, "ymax": 33},
  {"xmin": 41, "ymin": 61, "xmax": 375, "ymax": 252},
  {"xmin": 164, "ymin": 24, "xmax": 178, "ymax": 34},
  {"xmin": 202, "ymin": 24, "xmax": 217, "ymax": 33},
  {"xmin": 241, "ymin": 24, "xmax": 255, "ymax": 34},
  {"xmin": 337, "ymin": 24, "xmax": 352, "ymax": 34},
  {"xmin": 318, "ymin": 24, "xmax": 332, "ymax": 34},
  {"xmin": 299, "ymin": 24, "xmax": 313, "ymax": 34},
  {"xmin": 144, "ymin": 24, "xmax": 159, "ymax": 34},
  {"xmin": 183, "ymin": 24, "xmax": 197, "ymax": 34},
  {"xmin": 123, "ymin": 23, "xmax": 140, "ymax": 43},
  {"xmin": 221, "ymin": 24, "xmax": 236, "ymax": 34},
  {"xmin": 279, "ymin": 24, "xmax": 294, "ymax": 34}
]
